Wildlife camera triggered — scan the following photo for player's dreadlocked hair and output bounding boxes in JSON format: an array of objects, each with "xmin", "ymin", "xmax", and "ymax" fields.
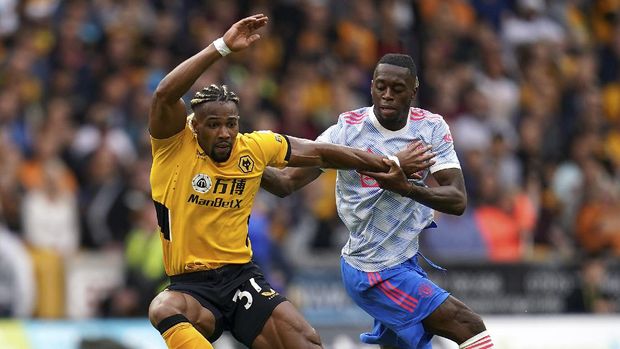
[
  {"xmin": 376, "ymin": 53, "xmax": 420, "ymax": 88},
  {"xmin": 187, "ymin": 84, "xmax": 240, "ymax": 135},
  {"xmin": 190, "ymin": 84, "xmax": 240, "ymax": 109}
]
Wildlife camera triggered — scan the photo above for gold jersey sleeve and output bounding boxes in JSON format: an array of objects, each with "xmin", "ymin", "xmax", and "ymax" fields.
[{"xmin": 150, "ymin": 125, "xmax": 290, "ymax": 276}]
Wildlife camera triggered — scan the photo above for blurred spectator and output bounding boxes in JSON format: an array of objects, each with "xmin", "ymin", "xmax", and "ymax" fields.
[
  {"xmin": 421, "ymin": 209, "xmax": 488, "ymax": 263},
  {"xmin": 575, "ymin": 159, "xmax": 620, "ymax": 256},
  {"xmin": 304, "ymin": 170, "xmax": 341, "ymax": 251},
  {"xmin": 451, "ymin": 85, "xmax": 495, "ymax": 152},
  {"xmin": 0, "ymin": 128, "xmax": 24, "ymax": 232},
  {"xmin": 566, "ymin": 257, "xmax": 617, "ymax": 313},
  {"xmin": 78, "ymin": 146, "xmax": 131, "ymax": 249},
  {"xmin": 0, "ymin": 0, "xmax": 19, "ymax": 38},
  {"xmin": 248, "ymin": 193, "xmax": 294, "ymax": 293},
  {"xmin": 473, "ymin": 172, "xmax": 536, "ymax": 262},
  {"xmin": 0, "ymin": 222, "xmax": 36, "ymax": 317},
  {"xmin": 19, "ymin": 126, "xmax": 76, "ymax": 191},
  {"xmin": 418, "ymin": 0, "xmax": 476, "ymax": 35},
  {"xmin": 335, "ymin": 0, "xmax": 379, "ymax": 70},
  {"xmin": 552, "ymin": 133, "xmax": 598, "ymax": 235},
  {"xmin": 71, "ymin": 102, "xmax": 137, "ymax": 169},
  {"xmin": 22, "ymin": 158, "xmax": 79, "ymax": 255},
  {"xmin": 470, "ymin": 0, "xmax": 511, "ymax": 31},
  {"xmin": 99, "ymin": 195, "xmax": 164, "ymax": 317},
  {"xmin": 474, "ymin": 26, "xmax": 520, "ymax": 129},
  {"xmin": 501, "ymin": 0, "xmax": 566, "ymax": 53},
  {"xmin": 488, "ymin": 132, "xmax": 522, "ymax": 192}
]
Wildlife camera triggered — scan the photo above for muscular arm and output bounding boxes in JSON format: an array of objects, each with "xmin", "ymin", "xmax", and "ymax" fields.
[
  {"xmin": 149, "ymin": 14, "xmax": 268, "ymax": 139},
  {"xmin": 260, "ymin": 167, "xmax": 323, "ymax": 198},
  {"xmin": 360, "ymin": 161, "xmax": 467, "ymax": 215},
  {"xmin": 286, "ymin": 136, "xmax": 391, "ymax": 172},
  {"xmin": 260, "ymin": 136, "xmax": 393, "ymax": 198},
  {"xmin": 404, "ymin": 168, "xmax": 467, "ymax": 216},
  {"xmin": 149, "ymin": 45, "xmax": 222, "ymax": 139}
]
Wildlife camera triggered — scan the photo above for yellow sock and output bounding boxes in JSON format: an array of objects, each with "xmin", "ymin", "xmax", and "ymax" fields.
[{"xmin": 162, "ymin": 322, "xmax": 214, "ymax": 349}]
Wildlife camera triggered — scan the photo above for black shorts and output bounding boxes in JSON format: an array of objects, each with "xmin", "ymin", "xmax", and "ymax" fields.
[{"xmin": 167, "ymin": 261, "xmax": 287, "ymax": 347}]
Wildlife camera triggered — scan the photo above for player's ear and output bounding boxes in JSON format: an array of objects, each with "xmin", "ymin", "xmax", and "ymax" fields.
[{"xmin": 188, "ymin": 113, "xmax": 198, "ymax": 133}]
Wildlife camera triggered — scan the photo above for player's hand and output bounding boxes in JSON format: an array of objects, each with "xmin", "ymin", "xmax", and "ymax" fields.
[
  {"xmin": 359, "ymin": 159, "xmax": 412, "ymax": 196},
  {"xmin": 396, "ymin": 140, "xmax": 436, "ymax": 179},
  {"xmin": 222, "ymin": 14, "xmax": 268, "ymax": 52}
]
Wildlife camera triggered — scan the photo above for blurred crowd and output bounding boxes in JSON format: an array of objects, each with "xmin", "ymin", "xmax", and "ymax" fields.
[{"xmin": 0, "ymin": 0, "xmax": 619, "ymax": 318}]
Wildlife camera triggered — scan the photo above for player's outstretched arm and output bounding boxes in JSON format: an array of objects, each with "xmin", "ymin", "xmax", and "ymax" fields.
[
  {"xmin": 149, "ymin": 14, "xmax": 268, "ymax": 139},
  {"xmin": 360, "ymin": 160, "xmax": 467, "ymax": 215},
  {"xmin": 260, "ymin": 135, "xmax": 393, "ymax": 198},
  {"xmin": 261, "ymin": 167, "xmax": 323, "ymax": 198},
  {"xmin": 286, "ymin": 136, "xmax": 392, "ymax": 172}
]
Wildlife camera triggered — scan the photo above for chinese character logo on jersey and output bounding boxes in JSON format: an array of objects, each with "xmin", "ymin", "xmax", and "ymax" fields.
[
  {"xmin": 238, "ymin": 155, "xmax": 254, "ymax": 173},
  {"xmin": 191, "ymin": 174, "xmax": 212, "ymax": 193}
]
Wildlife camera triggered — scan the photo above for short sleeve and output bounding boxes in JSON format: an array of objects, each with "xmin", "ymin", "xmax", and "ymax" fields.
[
  {"xmin": 429, "ymin": 119, "xmax": 461, "ymax": 173},
  {"xmin": 150, "ymin": 125, "xmax": 191, "ymax": 161},
  {"xmin": 246, "ymin": 131, "xmax": 291, "ymax": 168},
  {"xmin": 316, "ymin": 124, "xmax": 338, "ymax": 144}
]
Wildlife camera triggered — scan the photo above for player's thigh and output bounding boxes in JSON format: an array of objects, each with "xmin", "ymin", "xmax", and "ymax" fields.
[
  {"xmin": 148, "ymin": 289, "xmax": 218, "ymax": 338},
  {"xmin": 421, "ymin": 295, "xmax": 486, "ymax": 343},
  {"xmin": 251, "ymin": 301, "xmax": 322, "ymax": 349}
]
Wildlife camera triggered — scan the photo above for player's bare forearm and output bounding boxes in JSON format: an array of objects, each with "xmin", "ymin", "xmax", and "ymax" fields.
[
  {"xmin": 261, "ymin": 167, "xmax": 322, "ymax": 197},
  {"xmin": 403, "ymin": 184, "xmax": 466, "ymax": 215},
  {"xmin": 149, "ymin": 14, "xmax": 268, "ymax": 139},
  {"xmin": 149, "ymin": 46, "xmax": 223, "ymax": 138},
  {"xmin": 153, "ymin": 46, "xmax": 223, "ymax": 105},
  {"xmin": 317, "ymin": 144, "xmax": 391, "ymax": 171},
  {"xmin": 153, "ymin": 14, "xmax": 267, "ymax": 105},
  {"xmin": 404, "ymin": 168, "xmax": 467, "ymax": 215},
  {"xmin": 359, "ymin": 165, "xmax": 466, "ymax": 215},
  {"xmin": 287, "ymin": 137, "xmax": 390, "ymax": 172}
]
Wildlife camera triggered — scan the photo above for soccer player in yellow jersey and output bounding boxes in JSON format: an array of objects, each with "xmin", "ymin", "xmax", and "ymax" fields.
[{"xmin": 147, "ymin": 14, "xmax": 418, "ymax": 349}]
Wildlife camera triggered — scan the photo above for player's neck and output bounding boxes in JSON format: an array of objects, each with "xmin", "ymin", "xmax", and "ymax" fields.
[{"xmin": 377, "ymin": 117, "xmax": 407, "ymax": 131}]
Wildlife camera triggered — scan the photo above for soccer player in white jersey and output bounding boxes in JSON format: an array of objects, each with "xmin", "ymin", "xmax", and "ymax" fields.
[{"xmin": 261, "ymin": 54, "xmax": 494, "ymax": 349}]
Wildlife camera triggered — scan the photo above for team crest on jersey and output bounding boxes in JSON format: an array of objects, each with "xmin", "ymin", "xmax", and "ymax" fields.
[
  {"xmin": 191, "ymin": 174, "xmax": 212, "ymax": 193},
  {"xmin": 238, "ymin": 155, "xmax": 254, "ymax": 173},
  {"xmin": 417, "ymin": 281, "xmax": 434, "ymax": 298}
]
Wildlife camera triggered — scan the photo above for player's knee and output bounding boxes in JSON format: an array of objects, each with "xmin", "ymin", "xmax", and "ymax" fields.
[{"xmin": 148, "ymin": 292, "xmax": 188, "ymax": 327}]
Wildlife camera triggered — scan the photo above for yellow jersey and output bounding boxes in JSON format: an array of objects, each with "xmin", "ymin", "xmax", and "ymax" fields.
[{"xmin": 150, "ymin": 125, "xmax": 290, "ymax": 276}]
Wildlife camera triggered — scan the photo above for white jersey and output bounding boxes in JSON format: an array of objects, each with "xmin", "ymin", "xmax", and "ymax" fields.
[{"xmin": 317, "ymin": 106, "xmax": 461, "ymax": 272}]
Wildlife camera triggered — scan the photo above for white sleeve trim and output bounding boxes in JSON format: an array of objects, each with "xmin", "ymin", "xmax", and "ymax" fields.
[{"xmin": 430, "ymin": 162, "xmax": 461, "ymax": 173}]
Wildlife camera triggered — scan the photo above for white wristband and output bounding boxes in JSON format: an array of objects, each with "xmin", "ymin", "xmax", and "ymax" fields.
[
  {"xmin": 386, "ymin": 155, "xmax": 400, "ymax": 167},
  {"xmin": 213, "ymin": 37, "xmax": 231, "ymax": 56}
]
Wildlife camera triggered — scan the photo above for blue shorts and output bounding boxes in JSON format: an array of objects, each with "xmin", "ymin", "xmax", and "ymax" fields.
[{"xmin": 340, "ymin": 256, "xmax": 450, "ymax": 349}]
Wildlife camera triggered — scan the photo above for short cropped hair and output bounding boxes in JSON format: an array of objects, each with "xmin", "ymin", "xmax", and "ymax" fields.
[
  {"xmin": 377, "ymin": 54, "xmax": 419, "ymax": 87},
  {"xmin": 190, "ymin": 84, "xmax": 239, "ymax": 109}
]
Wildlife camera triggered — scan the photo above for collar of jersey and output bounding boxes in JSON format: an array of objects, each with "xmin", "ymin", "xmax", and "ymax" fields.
[{"xmin": 368, "ymin": 106, "xmax": 410, "ymax": 137}]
